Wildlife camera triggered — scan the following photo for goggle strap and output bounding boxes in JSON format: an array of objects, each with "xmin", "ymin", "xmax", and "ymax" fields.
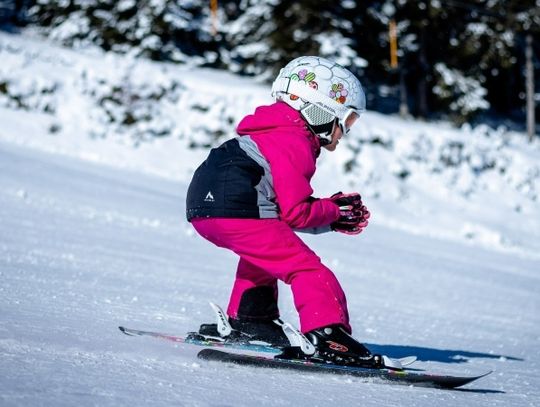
[{"xmin": 272, "ymin": 77, "xmax": 364, "ymax": 121}]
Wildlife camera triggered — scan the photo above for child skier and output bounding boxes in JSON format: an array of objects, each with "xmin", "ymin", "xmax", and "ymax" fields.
[{"xmin": 186, "ymin": 56, "xmax": 379, "ymax": 367}]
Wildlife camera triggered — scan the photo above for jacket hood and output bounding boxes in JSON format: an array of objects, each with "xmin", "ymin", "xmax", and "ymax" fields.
[{"xmin": 236, "ymin": 102, "xmax": 320, "ymax": 156}]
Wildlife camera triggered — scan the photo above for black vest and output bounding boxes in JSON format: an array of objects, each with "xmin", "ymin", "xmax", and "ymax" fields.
[{"xmin": 186, "ymin": 138, "xmax": 277, "ymax": 221}]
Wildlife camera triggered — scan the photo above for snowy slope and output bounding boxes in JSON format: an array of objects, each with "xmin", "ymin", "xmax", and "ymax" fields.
[
  {"xmin": 1, "ymin": 31, "xmax": 540, "ymax": 406},
  {"xmin": 1, "ymin": 141, "xmax": 539, "ymax": 406},
  {"xmin": 1, "ymin": 31, "xmax": 540, "ymax": 260}
]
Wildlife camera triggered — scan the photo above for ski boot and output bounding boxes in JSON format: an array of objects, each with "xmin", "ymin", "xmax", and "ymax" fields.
[
  {"xmin": 305, "ymin": 325, "xmax": 385, "ymax": 368},
  {"xmin": 188, "ymin": 303, "xmax": 290, "ymax": 348},
  {"xmin": 192, "ymin": 286, "xmax": 291, "ymax": 347},
  {"xmin": 197, "ymin": 316, "xmax": 290, "ymax": 347},
  {"xmin": 229, "ymin": 317, "xmax": 290, "ymax": 347},
  {"xmin": 276, "ymin": 324, "xmax": 404, "ymax": 370}
]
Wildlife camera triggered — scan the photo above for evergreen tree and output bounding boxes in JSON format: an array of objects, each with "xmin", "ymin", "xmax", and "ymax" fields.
[
  {"xmin": 269, "ymin": 0, "xmax": 367, "ymax": 78},
  {"xmin": 0, "ymin": 0, "xmax": 30, "ymax": 28},
  {"xmin": 221, "ymin": 0, "xmax": 367, "ymax": 80},
  {"xmin": 352, "ymin": 0, "xmax": 539, "ymax": 122},
  {"xmin": 25, "ymin": 0, "xmax": 220, "ymax": 63},
  {"xmin": 219, "ymin": 0, "xmax": 279, "ymax": 77},
  {"xmin": 452, "ymin": 0, "xmax": 540, "ymax": 119},
  {"xmin": 18, "ymin": 0, "xmax": 539, "ymax": 124}
]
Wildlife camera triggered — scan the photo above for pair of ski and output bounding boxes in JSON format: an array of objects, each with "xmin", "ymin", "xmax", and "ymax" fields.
[{"xmin": 120, "ymin": 320, "xmax": 490, "ymax": 388}]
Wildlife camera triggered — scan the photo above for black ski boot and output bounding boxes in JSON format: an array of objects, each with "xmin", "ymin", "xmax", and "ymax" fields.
[
  {"xmin": 302, "ymin": 325, "xmax": 384, "ymax": 368},
  {"xmin": 196, "ymin": 318, "xmax": 290, "ymax": 347},
  {"xmin": 194, "ymin": 286, "xmax": 290, "ymax": 348},
  {"xmin": 228, "ymin": 317, "xmax": 290, "ymax": 347}
]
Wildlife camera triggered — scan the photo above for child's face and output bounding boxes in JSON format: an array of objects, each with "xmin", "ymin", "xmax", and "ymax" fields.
[{"xmin": 323, "ymin": 113, "xmax": 359, "ymax": 152}]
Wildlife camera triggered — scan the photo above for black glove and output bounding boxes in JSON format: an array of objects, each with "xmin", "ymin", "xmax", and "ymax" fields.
[{"xmin": 330, "ymin": 192, "xmax": 370, "ymax": 235}]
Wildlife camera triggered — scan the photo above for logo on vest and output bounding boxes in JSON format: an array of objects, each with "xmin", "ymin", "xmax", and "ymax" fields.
[{"xmin": 204, "ymin": 191, "xmax": 215, "ymax": 202}]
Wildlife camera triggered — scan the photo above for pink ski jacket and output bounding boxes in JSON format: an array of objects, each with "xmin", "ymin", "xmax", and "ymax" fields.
[{"xmin": 186, "ymin": 102, "xmax": 340, "ymax": 230}]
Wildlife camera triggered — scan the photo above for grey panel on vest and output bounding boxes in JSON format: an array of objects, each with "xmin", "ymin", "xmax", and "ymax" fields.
[{"xmin": 237, "ymin": 136, "xmax": 278, "ymax": 219}]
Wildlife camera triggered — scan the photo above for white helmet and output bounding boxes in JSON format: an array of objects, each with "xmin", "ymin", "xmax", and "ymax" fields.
[{"xmin": 271, "ymin": 56, "xmax": 366, "ymax": 145}]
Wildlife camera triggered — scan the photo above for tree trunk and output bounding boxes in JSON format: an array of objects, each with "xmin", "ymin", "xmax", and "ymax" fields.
[
  {"xmin": 417, "ymin": 23, "xmax": 429, "ymax": 119},
  {"xmin": 526, "ymin": 33, "xmax": 536, "ymax": 143}
]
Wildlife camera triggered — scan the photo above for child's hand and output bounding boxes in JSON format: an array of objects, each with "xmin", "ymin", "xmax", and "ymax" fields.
[{"xmin": 330, "ymin": 192, "xmax": 370, "ymax": 235}]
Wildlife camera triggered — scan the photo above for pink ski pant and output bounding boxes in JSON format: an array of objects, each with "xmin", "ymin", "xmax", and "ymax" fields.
[{"xmin": 191, "ymin": 218, "xmax": 351, "ymax": 333}]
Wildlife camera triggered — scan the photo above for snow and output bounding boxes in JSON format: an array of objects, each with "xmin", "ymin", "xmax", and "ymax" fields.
[
  {"xmin": 434, "ymin": 62, "xmax": 490, "ymax": 115},
  {"xmin": 1, "ymin": 31, "xmax": 540, "ymax": 405}
]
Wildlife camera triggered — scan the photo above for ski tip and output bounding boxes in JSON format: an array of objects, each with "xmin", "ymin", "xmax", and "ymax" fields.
[
  {"xmin": 118, "ymin": 326, "xmax": 132, "ymax": 335},
  {"xmin": 463, "ymin": 370, "xmax": 493, "ymax": 381},
  {"xmin": 477, "ymin": 370, "xmax": 493, "ymax": 379},
  {"xmin": 443, "ymin": 370, "xmax": 493, "ymax": 389}
]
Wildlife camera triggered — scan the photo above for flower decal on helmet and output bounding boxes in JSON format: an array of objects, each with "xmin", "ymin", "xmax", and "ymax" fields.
[
  {"xmin": 330, "ymin": 83, "xmax": 348, "ymax": 104},
  {"xmin": 289, "ymin": 69, "xmax": 318, "ymax": 100}
]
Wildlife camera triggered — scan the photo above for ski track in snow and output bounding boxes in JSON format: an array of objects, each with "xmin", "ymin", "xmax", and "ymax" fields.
[{"xmin": 1, "ymin": 141, "xmax": 539, "ymax": 406}]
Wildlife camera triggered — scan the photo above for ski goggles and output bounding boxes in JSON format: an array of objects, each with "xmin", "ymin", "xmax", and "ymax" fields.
[{"xmin": 336, "ymin": 109, "xmax": 360, "ymax": 135}]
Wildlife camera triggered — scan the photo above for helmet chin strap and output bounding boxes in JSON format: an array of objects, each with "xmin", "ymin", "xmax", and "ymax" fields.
[
  {"xmin": 296, "ymin": 102, "xmax": 337, "ymax": 146},
  {"xmin": 302, "ymin": 118, "xmax": 334, "ymax": 146}
]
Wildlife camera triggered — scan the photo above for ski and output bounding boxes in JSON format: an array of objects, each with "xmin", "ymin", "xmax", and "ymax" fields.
[
  {"xmin": 120, "ymin": 306, "xmax": 419, "ymax": 370},
  {"xmin": 119, "ymin": 326, "xmax": 417, "ymax": 367},
  {"xmin": 118, "ymin": 326, "xmax": 416, "ymax": 367},
  {"xmin": 118, "ymin": 326, "xmax": 281, "ymax": 354},
  {"xmin": 197, "ymin": 348, "xmax": 491, "ymax": 389}
]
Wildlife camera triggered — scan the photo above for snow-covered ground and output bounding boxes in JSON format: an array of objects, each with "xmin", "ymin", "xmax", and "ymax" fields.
[
  {"xmin": 1, "ymin": 132, "xmax": 539, "ymax": 406},
  {"xmin": 1, "ymin": 31, "xmax": 540, "ymax": 406},
  {"xmin": 2, "ymin": 31, "xmax": 540, "ymax": 259}
]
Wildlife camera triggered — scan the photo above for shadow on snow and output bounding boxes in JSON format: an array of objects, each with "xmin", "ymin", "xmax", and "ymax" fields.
[{"xmin": 366, "ymin": 343, "xmax": 523, "ymax": 364}]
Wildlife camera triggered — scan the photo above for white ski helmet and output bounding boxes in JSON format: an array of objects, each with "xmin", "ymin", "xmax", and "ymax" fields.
[{"xmin": 271, "ymin": 56, "xmax": 366, "ymax": 145}]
